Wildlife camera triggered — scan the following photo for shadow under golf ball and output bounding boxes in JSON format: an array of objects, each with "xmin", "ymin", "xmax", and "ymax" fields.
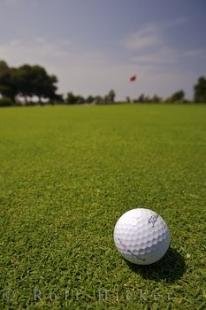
[{"xmin": 125, "ymin": 247, "xmax": 186, "ymax": 282}]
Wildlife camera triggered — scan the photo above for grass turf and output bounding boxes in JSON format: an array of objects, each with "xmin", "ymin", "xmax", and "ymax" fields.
[{"xmin": 0, "ymin": 104, "xmax": 205, "ymax": 309}]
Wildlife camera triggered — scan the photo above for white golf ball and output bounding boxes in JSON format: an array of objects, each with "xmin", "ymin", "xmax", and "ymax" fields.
[{"xmin": 114, "ymin": 208, "xmax": 170, "ymax": 265}]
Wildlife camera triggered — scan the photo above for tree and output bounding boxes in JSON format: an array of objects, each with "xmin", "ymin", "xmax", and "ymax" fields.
[
  {"xmin": 167, "ymin": 90, "xmax": 185, "ymax": 103},
  {"xmin": 50, "ymin": 93, "xmax": 64, "ymax": 104},
  {"xmin": 134, "ymin": 94, "xmax": 145, "ymax": 103},
  {"xmin": 0, "ymin": 97, "xmax": 14, "ymax": 107},
  {"xmin": 86, "ymin": 95, "xmax": 95, "ymax": 104},
  {"xmin": 32, "ymin": 66, "xmax": 58, "ymax": 103},
  {"xmin": 16, "ymin": 65, "xmax": 58, "ymax": 103},
  {"xmin": 65, "ymin": 92, "xmax": 87, "ymax": 104},
  {"xmin": 194, "ymin": 76, "xmax": 206, "ymax": 103},
  {"xmin": 0, "ymin": 61, "xmax": 18, "ymax": 101},
  {"xmin": 126, "ymin": 96, "xmax": 131, "ymax": 103},
  {"xmin": 94, "ymin": 96, "xmax": 104, "ymax": 104},
  {"xmin": 0, "ymin": 61, "xmax": 59, "ymax": 105},
  {"xmin": 104, "ymin": 89, "xmax": 116, "ymax": 104},
  {"xmin": 66, "ymin": 92, "xmax": 78, "ymax": 104},
  {"xmin": 16, "ymin": 64, "xmax": 33, "ymax": 102},
  {"xmin": 151, "ymin": 94, "xmax": 162, "ymax": 103}
]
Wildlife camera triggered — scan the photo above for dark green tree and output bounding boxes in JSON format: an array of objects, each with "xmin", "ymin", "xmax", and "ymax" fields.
[
  {"xmin": 0, "ymin": 61, "xmax": 18, "ymax": 101},
  {"xmin": 94, "ymin": 95, "xmax": 104, "ymax": 104},
  {"xmin": 17, "ymin": 64, "xmax": 58, "ymax": 103},
  {"xmin": 104, "ymin": 89, "xmax": 116, "ymax": 104},
  {"xmin": 65, "ymin": 92, "xmax": 86, "ymax": 104},
  {"xmin": 135, "ymin": 94, "xmax": 145, "ymax": 103},
  {"xmin": 0, "ymin": 61, "xmax": 59, "ymax": 105},
  {"xmin": 151, "ymin": 94, "xmax": 162, "ymax": 103},
  {"xmin": 31, "ymin": 66, "xmax": 58, "ymax": 103},
  {"xmin": 66, "ymin": 92, "xmax": 78, "ymax": 104},
  {"xmin": 0, "ymin": 97, "xmax": 14, "ymax": 107},
  {"xmin": 86, "ymin": 95, "xmax": 95, "ymax": 103},
  {"xmin": 50, "ymin": 93, "xmax": 64, "ymax": 103},
  {"xmin": 167, "ymin": 90, "xmax": 185, "ymax": 103},
  {"xmin": 126, "ymin": 96, "xmax": 131, "ymax": 103},
  {"xmin": 194, "ymin": 76, "xmax": 206, "ymax": 103},
  {"xmin": 16, "ymin": 64, "xmax": 33, "ymax": 102}
]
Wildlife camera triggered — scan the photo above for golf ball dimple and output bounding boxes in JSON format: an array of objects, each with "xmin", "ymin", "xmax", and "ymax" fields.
[{"xmin": 113, "ymin": 208, "xmax": 170, "ymax": 265}]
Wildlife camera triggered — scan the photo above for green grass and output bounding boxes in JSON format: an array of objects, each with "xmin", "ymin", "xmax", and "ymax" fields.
[{"xmin": 0, "ymin": 104, "xmax": 206, "ymax": 309}]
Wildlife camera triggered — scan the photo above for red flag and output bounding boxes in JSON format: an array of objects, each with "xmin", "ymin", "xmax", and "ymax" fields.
[{"xmin": 129, "ymin": 75, "xmax": 137, "ymax": 82}]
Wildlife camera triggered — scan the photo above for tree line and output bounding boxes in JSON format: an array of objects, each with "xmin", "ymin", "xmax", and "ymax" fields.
[
  {"xmin": 130, "ymin": 84, "xmax": 206, "ymax": 104},
  {"xmin": 0, "ymin": 60, "xmax": 206, "ymax": 107}
]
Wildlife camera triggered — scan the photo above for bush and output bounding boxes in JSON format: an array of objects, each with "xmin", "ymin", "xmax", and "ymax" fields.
[{"xmin": 0, "ymin": 97, "xmax": 14, "ymax": 107}]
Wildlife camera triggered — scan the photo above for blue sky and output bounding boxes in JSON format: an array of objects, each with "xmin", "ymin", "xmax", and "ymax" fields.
[{"xmin": 0, "ymin": 0, "xmax": 205, "ymax": 99}]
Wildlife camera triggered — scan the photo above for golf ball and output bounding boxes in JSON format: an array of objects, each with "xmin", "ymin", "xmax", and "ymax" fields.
[{"xmin": 114, "ymin": 208, "xmax": 170, "ymax": 265}]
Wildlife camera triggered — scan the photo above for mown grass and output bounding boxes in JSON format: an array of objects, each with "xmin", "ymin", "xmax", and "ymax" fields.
[{"xmin": 0, "ymin": 104, "xmax": 205, "ymax": 309}]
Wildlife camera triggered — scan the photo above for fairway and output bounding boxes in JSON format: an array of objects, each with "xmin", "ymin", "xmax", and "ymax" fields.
[{"xmin": 0, "ymin": 104, "xmax": 205, "ymax": 308}]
